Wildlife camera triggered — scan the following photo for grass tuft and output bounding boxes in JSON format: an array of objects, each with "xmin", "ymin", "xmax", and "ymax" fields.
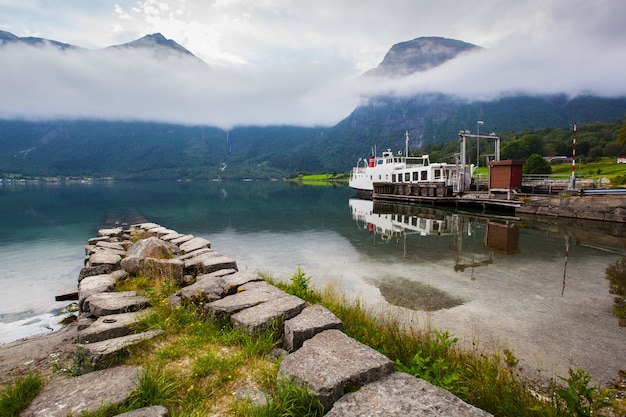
[{"xmin": 0, "ymin": 373, "xmax": 44, "ymax": 417}]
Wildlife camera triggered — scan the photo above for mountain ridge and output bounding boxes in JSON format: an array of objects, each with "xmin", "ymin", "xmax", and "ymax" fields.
[{"xmin": 1, "ymin": 32, "xmax": 625, "ymax": 179}]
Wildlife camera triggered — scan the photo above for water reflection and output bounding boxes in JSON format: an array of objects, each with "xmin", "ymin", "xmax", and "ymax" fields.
[{"xmin": 349, "ymin": 198, "xmax": 521, "ymax": 275}]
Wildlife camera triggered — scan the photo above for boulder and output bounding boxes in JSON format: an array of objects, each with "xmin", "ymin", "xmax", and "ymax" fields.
[
  {"xmin": 326, "ymin": 372, "xmax": 493, "ymax": 417},
  {"xmin": 21, "ymin": 366, "xmax": 141, "ymax": 417},
  {"xmin": 284, "ymin": 304, "xmax": 343, "ymax": 352},
  {"xmin": 278, "ymin": 329, "xmax": 395, "ymax": 410},
  {"xmin": 122, "ymin": 237, "xmax": 180, "ymax": 275}
]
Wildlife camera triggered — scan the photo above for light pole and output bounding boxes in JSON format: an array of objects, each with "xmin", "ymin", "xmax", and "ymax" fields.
[
  {"xmin": 476, "ymin": 121, "xmax": 484, "ymax": 191},
  {"xmin": 476, "ymin": 120, "xmax": 484, "ymax": 167}
]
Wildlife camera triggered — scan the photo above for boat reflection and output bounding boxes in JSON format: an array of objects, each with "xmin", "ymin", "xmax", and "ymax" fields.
[{"xmin": 349, "ymin": 198, "xmax": 521, "ymax": 274}]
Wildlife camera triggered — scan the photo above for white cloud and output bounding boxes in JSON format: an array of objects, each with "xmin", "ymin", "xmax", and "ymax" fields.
[{"xmin": 0, "ymin": 0, "xmax": 625, "ymax": 128}]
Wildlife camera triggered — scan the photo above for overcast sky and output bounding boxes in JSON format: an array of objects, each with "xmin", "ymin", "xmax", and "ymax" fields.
[{"xmin": 1, "ymin": 0, "xmax": 625, "ymax": 129}]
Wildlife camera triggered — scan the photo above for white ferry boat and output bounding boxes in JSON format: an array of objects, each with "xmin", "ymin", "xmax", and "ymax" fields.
[{"xmin": 349, "ymin": 132, "xmax": 472, "ymax": 194}]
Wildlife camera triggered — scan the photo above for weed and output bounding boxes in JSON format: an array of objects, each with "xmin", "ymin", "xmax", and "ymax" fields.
[
  {"xmin": 556, "ymin": 368, "xmax": 613, "ymax": 417},
  {"xmin": 232, "ymin": 378, "xmax": 323, "ymax": 417},
  {"xmin": 289, "ymin": 266, "xmax": 314, "ymax": 299},
  {"xmin": 128, "ymin": 366, "xmax": 179, "ymax": 409},
  {"xmin": 0, "ymin": 373, "xmax": 43, "ymax": 417}
]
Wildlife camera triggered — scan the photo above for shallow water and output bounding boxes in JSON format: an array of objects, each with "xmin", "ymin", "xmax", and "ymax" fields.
[{"xmin": 0, "ymin": 180, "xmax": 624, "ymax": 384}]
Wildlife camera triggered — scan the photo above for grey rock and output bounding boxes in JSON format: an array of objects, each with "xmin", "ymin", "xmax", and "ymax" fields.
[
  {"xmin": 78, "ymin": 274, "xmax": 117, "ymax": 309},
  {"xmin": 88, "ymin": 236, "xmax": 111, "ymax": 245},
  {"xmin": 170, "ymin": 234, "xmax": 195, "ymax": 245},
  {"xmin": 176, "ymin": 275, "xmax": 230, "ymax": 303},
  {"xmin": 231, "ymin": 294, "xmax": 305, "ymax": 334},
  {"xmin": 133, "ymin": 222, "xmax": 161, "ymax": 230},
  {"xmin": 161, "ymin": 232, "xmax": 182, "ymax": 241},
  {"xmin": 78, "ymin": 264, "xmax": 117, "ymax": 282},
  {"xmin": 221, "ymin": 271, "xmax": 263, "ymax": 290},
  {"xmin": 177, "ymin": 247, "xmax": 214, "ymax": 261},
  {"xmin": 205, "ymin": 268, "xmax": 238, "ymax": 278},
  {"xmin": 95, "ymin": 240, "xmax": 126, "ymax": 251},
  {"xmin": 89, "ymin": 251, "xmax": 122, "ymax": 267},
  {"xmin": 78, "ymin": 330, "xmax": 164, "ymax": 369},
  {"xmin": 278, "ymin": 329, "xmax": 395, "ymax": 410},
  {"xmin": 207, "ymin": 281, "xmax": 287, "ymax": 315},
  {"xmin": 284, "ymin": 304, "xmax": 343, "ymax": 352},
  {"xmin": 84, "ymin": 291, "xmax": 149, "ymax": 317},
  {"xmin": 79, "ymin": 309, "xmax": 153, "ymax": 343},
  {"xmin": 55, "ymin": 288, "xmax": 79, "ymax": 301},
  {"xmin": 179, "ymin": 236, "xmax": 211, "ymax": 254},
  {"xmin": 98, "ymin": 227, "xmax": 124, "ymax": 237},
  {"xmin": 114, "ymin": 406, "xmax": 171, "ymax": 417},
  {"xmin": 326, "ymin": 372, "xmax": 493, "ymax": 417},
  {"xmin": 126, "ymin": 236, "xmax": 180, "ymax": 259},
  {"xmin": 21, "ymin": 365, "xmax": 140, "ymax": 417},
  {"xmin": 89, "ymin": 245, "xmax": 127, "ymax": 258}
]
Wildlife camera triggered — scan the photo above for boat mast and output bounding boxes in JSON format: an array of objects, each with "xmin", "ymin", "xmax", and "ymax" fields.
[{"xmin": 405, "ymin": 130, "xmax": 409, "ymax": 157}]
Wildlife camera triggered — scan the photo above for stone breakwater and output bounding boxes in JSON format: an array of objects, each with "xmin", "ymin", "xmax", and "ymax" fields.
[
  {"xmin": 24, "ymin": 222, "xmax": 492, "ymax": 417},
  {"xmin": 517, "ymin": 194, "xmax": 626, "ymax": 222}
]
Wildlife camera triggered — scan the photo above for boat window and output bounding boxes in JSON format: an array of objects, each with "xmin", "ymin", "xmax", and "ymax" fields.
[
  {"xmin": 392, "ymin": 174, "xmax": 396, "ymax": 182},
  {"xmin": 404, "ymin": 173, "xmax": 410, "ymax": 181},
  {"xmin": 421, "ymin": 171, "xmax": 427, "ymax": 181},
  {"xmin": 377, "ymin": 159, "xmax": 384, "ymax": 165},
  {"xmin": 412, "ymin": 172, "xmax": 419, "ymax": 181},
  {"xmin": 434, "ymin": 169, "xmax": 441, "ymax": 179}
]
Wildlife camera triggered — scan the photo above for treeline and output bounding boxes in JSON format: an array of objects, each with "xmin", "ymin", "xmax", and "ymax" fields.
[{"xmin": 418, "ymin": 119, "xmax": 626, "ymax": 165}]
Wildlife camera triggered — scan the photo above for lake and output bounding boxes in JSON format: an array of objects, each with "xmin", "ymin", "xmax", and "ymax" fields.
[{"xmin": 0, "ymin": 180, "xmax": 624, "ymax": 385}]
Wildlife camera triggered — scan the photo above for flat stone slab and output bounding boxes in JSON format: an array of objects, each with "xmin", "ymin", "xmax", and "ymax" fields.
[
  {"xmin": 55, "ymin": 288, "xmax": 79, "ymax": 301},
  {"xmin": 95, "ymin": 240, "xmax": 126, "ymax": 251},
  {"xmin": 84, "ymin": 291, "xmax": 150, "ymax": 317},
  {"xmin": 176, "ymin": 274, "xmax": 230, "ymax": 302},
  {"xmin": 170, "ymin": 234, "xmax": 195, "ymax": 245},
  {"xmin": 21, "ymin": 365, "xmax": 141, "ymax": 417},
  {"xmin": 98, "ymin": 227, "xmax": 124, "ymax": 237},
  {"xmin": 326, "ymin": 372, "xmax": 493, "ymax": 416},
  {"xmin": 89, "ymin": 251, "xmax": 122, "ymax": 266},
  {"xmin": 79, "ymin": 309, "xmax": 153, "ymax": 343},
  {"xmin": 284, "ymin": 304, "xmax": 343, "ymax": 352},
  {"xmin": 279, "ymin": 329, "xmax": 395, "ymax": 410},
  {"xmin": 221, "ymin": 271, "xmax": 264, "ymax": 289},
  {"xmin": 114, "ymin": 406, "xmax": 171, "ymax": 417},
  {"xmin": 184, "ymin": 252, "xmax": 238, "ymax": 275},
  {"xmin": 89, "ymin": 245, "xmax": 127, "ymax": 257},
  {"xmin": 176, "ymin": 247, "xmax": 213, "ymax": 261},
  {"xmin": 179, "ymin": 237, "xmax": 211, "ymax": 254},
  {"xmin": 231, "ymin": 294, "xmax": 306, "ymax": 334},
  {"xmin": 207, "ymin": 281, "xmax": 288, "ymax": 315},
  {"xmin": 78, "ymin": 274, "xmax": 118, "ymax": 308},
  {"xmin": 78, "ymin": 330, "xmax": 164, "ymax": 368}
]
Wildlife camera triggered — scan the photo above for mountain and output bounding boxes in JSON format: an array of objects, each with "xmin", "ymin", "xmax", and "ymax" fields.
[
  {"xmin": 365, "ymin": 36, "xmax": 479, "ymax": 77},
  {"xmin": 108, "ymin": 32, "xmax": 204, "ymax": 63},
  {"xmin": 0, "ymin": 30, "xmax": 78, "ymax": 51},
  {"xmin": 1, "ymin": 34, "xmax": 625, "ymax": 179}
]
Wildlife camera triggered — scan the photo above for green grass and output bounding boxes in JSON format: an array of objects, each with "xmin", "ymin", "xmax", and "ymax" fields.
[
  {"xmin": 0, "ymin": 373, "xmax": 44, "ymax": 417},
  {"xmin": 8, "ymin": 264, "xmax": 624, "ymax": 416}
]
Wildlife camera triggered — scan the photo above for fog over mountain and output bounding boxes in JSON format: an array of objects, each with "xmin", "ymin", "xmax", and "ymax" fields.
[{"xmin": 1, "ymin": 11, "xmax": 626, "ymax": 130}]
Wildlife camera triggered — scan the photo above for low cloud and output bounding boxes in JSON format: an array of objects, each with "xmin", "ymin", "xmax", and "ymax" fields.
[{"xmin": 1, "ymin": 8, "xmax": 626, "ymax": 131}]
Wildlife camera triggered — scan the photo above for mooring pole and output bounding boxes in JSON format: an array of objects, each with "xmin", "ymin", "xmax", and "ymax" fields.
[{"xmin": 569, "ymin": 122, "xmax": 577, "ymax": 189}]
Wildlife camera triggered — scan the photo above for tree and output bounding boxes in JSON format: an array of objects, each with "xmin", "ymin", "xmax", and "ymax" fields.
[{"xmin": 523, "ymin": 154, "xmax": 552, "ymax": 175}]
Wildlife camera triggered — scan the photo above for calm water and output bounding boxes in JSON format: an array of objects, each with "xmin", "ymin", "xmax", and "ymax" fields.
[{"xmin": 0, "ymin": 180, "xmax": 624, "ymax": 384}]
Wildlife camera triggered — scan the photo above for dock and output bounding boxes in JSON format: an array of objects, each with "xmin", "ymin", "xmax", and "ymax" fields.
[{"xmin": 372, "ymin": 182, "xmax": 522, "ymax": 211}]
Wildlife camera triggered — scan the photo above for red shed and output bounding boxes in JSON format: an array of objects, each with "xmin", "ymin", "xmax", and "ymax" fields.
[{"xmin": 487, "ymin": 160, "xmax": 525, "ymax": 199}]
